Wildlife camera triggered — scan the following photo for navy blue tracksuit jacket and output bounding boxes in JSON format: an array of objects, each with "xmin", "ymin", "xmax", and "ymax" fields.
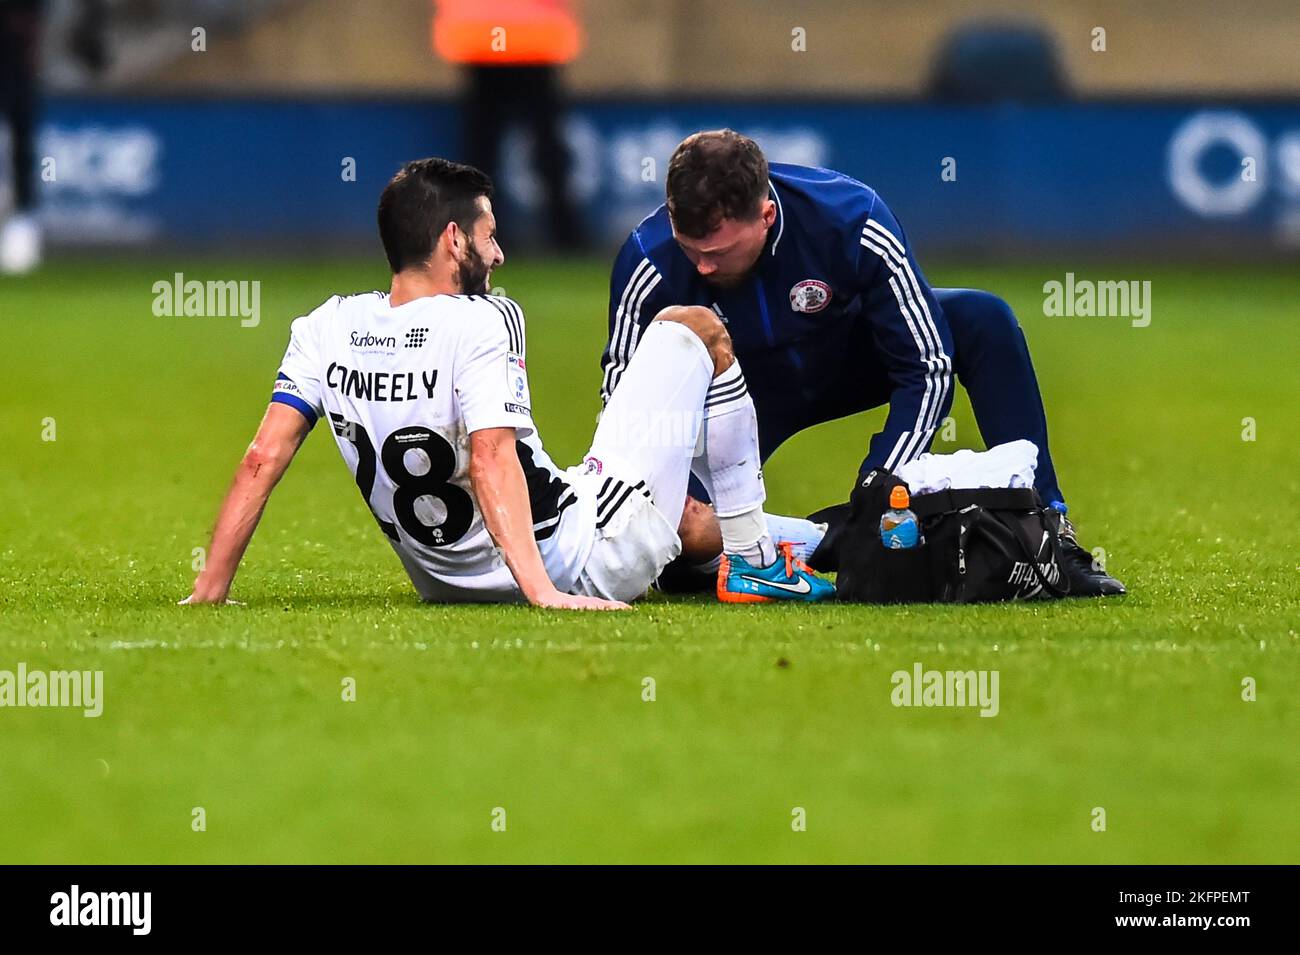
[{"xmin": 600, "ymin": 162, "xmax": 1064, "ymax": 506}]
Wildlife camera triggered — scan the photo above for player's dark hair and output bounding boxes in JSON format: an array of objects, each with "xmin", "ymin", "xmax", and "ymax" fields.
[
  {"xmin": 377, "ymin": 158, "xmax": 494, "ymax": 273},
  {"xmin": 666, "ymin": 130, "xmax": 769, "ymax": 238}
]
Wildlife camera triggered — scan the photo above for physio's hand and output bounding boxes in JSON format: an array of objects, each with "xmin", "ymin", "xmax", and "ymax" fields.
[{"xmin": 529, "ymin": 589, "xmax": 631, "ymax": 611}]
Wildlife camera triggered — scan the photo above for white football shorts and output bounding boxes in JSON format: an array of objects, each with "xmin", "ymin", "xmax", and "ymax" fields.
[{"xmin": 568, "ymin": 320, "xmax": 714, "ymax": 601}]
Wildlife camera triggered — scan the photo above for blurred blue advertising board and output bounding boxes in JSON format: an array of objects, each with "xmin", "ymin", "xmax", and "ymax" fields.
[{"xmin": 10, "ymin": 96, "xmax": 1300, "ymax": 256}]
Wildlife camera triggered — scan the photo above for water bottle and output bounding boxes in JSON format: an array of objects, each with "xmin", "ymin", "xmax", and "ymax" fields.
[{"xmin": 880, "ymin": 485, "xmax": 920, "ymax": 549}]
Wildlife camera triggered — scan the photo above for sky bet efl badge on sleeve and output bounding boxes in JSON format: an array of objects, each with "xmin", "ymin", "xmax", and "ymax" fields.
[{"xmin": 507, "ymin": 353, "xmax": 529, "ymax": 404}]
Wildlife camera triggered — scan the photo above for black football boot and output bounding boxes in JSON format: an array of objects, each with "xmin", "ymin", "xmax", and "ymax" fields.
[{"xmin": 1057, "ymin": 515, "xmax": 1126, "ymax": 597}]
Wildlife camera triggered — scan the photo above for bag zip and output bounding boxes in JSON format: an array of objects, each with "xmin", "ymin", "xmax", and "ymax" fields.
[{"xmin": 957, "ymin": 505, "xmax": 979, "ymax": 576}]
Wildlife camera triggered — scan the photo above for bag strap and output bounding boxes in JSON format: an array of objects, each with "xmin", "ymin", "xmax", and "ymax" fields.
[
  {"xmin": 967, "ymin": 507, "xmax": 1070, "ymax": 598},
  {"xmin": 911, "ymin": 487, "xmax": 1041, "ymax": 519}
]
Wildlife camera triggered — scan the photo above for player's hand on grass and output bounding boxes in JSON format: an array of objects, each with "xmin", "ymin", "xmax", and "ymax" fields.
[
  {"xmin": 178, "ymin": 595, "xmax": 245, "ymax": 606},
  {"xmin": 179, "ymin": 580, "xmax": 244, "ymax": 606},
  {"xmin": 529, "ymin": 589, "xmax": 631, "ymax": 611}
]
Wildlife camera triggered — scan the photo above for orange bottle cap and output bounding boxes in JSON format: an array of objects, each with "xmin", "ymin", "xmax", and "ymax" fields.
[{"xmin": 889, "ymin": 486, "xmax": 910, "ymax": 509}]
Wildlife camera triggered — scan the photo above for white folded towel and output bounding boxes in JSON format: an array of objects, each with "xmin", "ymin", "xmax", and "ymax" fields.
[{"xmin": 895, "ymin": 439, "xmax": 1039, "ymax": 494}]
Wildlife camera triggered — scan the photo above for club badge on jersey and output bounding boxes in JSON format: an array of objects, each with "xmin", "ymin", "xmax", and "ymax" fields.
[{"xmin": 789, "ymin": 279, "xmax": 832, "ymax": 314}]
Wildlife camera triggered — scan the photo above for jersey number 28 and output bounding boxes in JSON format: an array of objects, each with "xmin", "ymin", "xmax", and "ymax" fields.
[{"xmin": 330, "ymin": 415, "xmax": 473, "ymax": 547}]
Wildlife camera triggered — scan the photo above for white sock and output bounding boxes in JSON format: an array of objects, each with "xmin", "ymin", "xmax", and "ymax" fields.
[
  {"xmin": 690, "ymin": 515, "xmax": 823, "ymax": 572},
  {"xmin": 693, "ymin": 360, "xmax": 775, "ymax": 566},
  {"xmin": 690, "ymin": 553, "xmax": 723, "ymax": 574},
  {"xmin": 765, "ymin": 513, "xmax": 827, "ymax": 562},
  {"xmin": 724, "ymin": 505, "xmax": 777, "ymax": 567}
]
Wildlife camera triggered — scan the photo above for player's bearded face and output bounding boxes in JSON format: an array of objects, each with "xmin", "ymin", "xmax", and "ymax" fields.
[
  {"xmin": 455, "ymin": 204, "xmax": 504, "ymax": 294},
  {"xmin": 457, "ymin": 239, "xmax": 492, "ymax": 293}
]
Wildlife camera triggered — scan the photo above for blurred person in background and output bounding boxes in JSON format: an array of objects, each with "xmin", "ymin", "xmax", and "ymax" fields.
[
  {"xmin": 432, "ymin": 0, "xmax": 586, "ymax": 250},
  {"xmin": 928, "ymin": 20, "xmax": 1069, "ymax": 103},
  {"xmin": 0, "ymin": 0, "xmax": 106, "ymax": 274}
]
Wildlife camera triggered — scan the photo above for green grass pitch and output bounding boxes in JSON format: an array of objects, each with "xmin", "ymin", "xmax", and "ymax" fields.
[{"xmin": 0, "ymin": 256, "xmax": 1296, "ymax": 863}]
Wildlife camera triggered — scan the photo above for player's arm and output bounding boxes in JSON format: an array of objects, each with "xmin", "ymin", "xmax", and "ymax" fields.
[
  {"xmin": 183, "ymin": 403, "xmax": 310, "ymax": 604},
  {"xmin": 468, "ymin": 428, "xmax": 627, "ymax": 611},
  {"xmin": 854, "ymin": 197, "xmax": 955, "ymax": 475},
  {"xmin": 600, "ymin": 234, "xmax": 667, "ymax": 405},
  {"xmin": 184, "ymin": 308, "xmax": 327, "ymax": 605},
  {"xmin": 465, "ymin": 298, "xmax": 627, "ymax": 610}
]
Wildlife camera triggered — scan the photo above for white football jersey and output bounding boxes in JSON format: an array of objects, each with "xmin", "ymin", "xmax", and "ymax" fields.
[{"xmin": 272, "ymin": 291, "xmax": 595, "ymax": 601}]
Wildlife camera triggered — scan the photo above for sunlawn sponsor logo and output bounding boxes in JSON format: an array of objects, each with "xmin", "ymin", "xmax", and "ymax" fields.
[
  {"xmin": 0, "ymin": 663, "xmax": 103, "ymax": 717},
  {"xmin": 50, "ymin": 885, "xmax": 151, "ymax": 935},
  {"xmin": 890, "ymin": 662, "xmax": 999, "ymax": 717},
  {"xmin": 405, "ymin": 327, "xmax": 428, "ymax": 348},
  {"xmin": 350, "ymin": 330, "xmax": 398, "ymax": 351},
  {"xmin": 1042, "ymin": 272, "xmax": 1152, "ymax": 327},
  {"xmin": 151, "ymin": 272, "xmax": 260, "ymax": 327},
  {"xmin": 789, "ymin": 279, "xmax": 831, "ymax": 313}
]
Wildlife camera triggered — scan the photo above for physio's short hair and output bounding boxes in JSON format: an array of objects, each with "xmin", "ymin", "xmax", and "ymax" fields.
[
  {"xmin": 666, "ymin": 130, "xmax": 769, "ymax": 238},
  {"xmin": 377, "ymin": 158, "xmax": 494, "ymax": 273}
]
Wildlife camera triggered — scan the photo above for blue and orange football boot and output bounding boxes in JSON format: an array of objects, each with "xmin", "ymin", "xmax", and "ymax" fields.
[{"xmin": 718, "ymin": 541, "xmax": 835, "ymax": 604}]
